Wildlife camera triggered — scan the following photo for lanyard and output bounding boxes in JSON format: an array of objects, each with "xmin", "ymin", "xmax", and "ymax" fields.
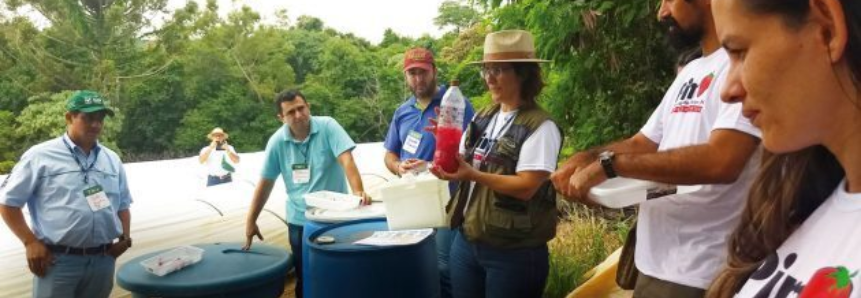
[
  {"xmin": 486, "ymin": 111, "xmax": 517, "ymax": 142},
  {"xmin": 475, "ymin": 111, "xmax": 516, "ymax": 168},
  {"xmin": 295, "ymin": 135, "xmax": 313, "ymax": 164},
  {"xmin": 61, "ymin": 138, "xmax": 100, "ymax": 184}
]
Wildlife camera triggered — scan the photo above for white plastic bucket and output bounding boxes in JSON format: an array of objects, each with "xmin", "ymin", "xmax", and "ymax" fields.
[{"xmin": 380, "ymin": 174, "xmax": 450, "ymax": 230}]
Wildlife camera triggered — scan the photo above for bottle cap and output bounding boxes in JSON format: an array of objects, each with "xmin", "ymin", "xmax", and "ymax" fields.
[
  {"xmin": 316, "ymin": 235, "xmax": 335, "ymax": 244},
  {"xmin": 449, "ymin": 79, "xmax": 459, "ymax": 87}
]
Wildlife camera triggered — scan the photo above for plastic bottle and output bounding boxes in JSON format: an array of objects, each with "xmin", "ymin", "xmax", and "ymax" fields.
[{"xmin": 434, "ymin": 80, "xmax": 465, "ymax": 173}]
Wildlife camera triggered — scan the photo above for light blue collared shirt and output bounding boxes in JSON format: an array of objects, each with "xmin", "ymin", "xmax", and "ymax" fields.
[
  {"xmin": 0, "ymin": 134, "xmax": 132, "ymax": 248},
  {"xmin": 261, "ymin": 116, "xmax": 356, "ymax": 225}
]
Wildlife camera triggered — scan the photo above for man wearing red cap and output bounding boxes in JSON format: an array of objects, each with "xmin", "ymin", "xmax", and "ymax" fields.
[{"xmin": 383, "ymin": 47, "xmax": 474, "ymax": 298}]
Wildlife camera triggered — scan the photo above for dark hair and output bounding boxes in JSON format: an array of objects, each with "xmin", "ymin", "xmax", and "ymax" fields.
[
  {"xmin": 677, "ymin": 47, "xmax": 703, "ymax": 68},
  {"xmin": 274, "ymin": 90, "xmax": 307, "ymax": 114},
  {"xmin": 707, "ymin": 1, "xmax": 860, "ymax": 297},
  {"xmin": 510, "ymin": 62, "xmax": 545, "ymax": 106}
]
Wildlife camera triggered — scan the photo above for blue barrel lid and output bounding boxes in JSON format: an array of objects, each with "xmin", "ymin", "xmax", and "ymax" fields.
[
  {"xmin": 307, "ymin": 218, "xmax": 435, "ymax": 252},
  {"xmin": 117, "ymin": 242, "xmax": 292, "ymax": 295}
]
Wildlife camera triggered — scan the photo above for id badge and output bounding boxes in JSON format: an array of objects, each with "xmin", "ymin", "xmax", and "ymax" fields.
[
  {"xmin": 292, "ymin": 164, "xmax": 311, "ymax": 184},
  {"xmin": 403, "ymin": 130, "xmax": 423, "ymax": 155},
  {"xmin": 84, "ymin": 185, "xmax": 111, "ymax": 212},
  {"xmin": 472, "ymin": 138, "xmax": 492, "ymax": 168}
]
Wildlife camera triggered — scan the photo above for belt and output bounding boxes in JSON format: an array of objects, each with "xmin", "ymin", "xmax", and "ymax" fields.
[{"xmin": 47, "ymin": 244, "xmax": 111, "ymax": 255}]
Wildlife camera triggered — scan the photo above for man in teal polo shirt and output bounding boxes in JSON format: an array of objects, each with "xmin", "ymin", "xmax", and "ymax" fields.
[
  {"xmin": 243, "ymin": 90, "xmax": 369, "ymax": 298},
  {"xmin": 0, "ymin": 90, "xmax": 133, "ymax": 298}
]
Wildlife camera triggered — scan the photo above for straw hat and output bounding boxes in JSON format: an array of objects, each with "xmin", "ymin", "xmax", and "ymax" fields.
[
  {"xmin": 207, "ymin": 127, "xmax": 228, "ymax": 140},
  {"xmin": 471, "ymin": 30, "xmax": 550, "ymax": 64}
]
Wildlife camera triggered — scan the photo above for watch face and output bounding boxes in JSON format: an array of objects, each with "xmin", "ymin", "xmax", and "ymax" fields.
[
  {"xmin": 599, "ymin": 151, "xmax": 613, "ymax": 160},
  {"xmin": 599, "ymin": 151, "xmax": 617, "ymax": 178}
]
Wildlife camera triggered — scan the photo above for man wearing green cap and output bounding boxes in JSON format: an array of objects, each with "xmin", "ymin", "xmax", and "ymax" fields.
[{"xmin": 0, "ymin": 90, "xmax": 133, "ymax": 298}]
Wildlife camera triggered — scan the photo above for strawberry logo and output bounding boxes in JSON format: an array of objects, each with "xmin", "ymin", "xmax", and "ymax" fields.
[
  {"xmin": 800, "ymin": 266, "xmax": 857, "ymax": 298},
  {"xmin": 696, "ymin": 73, "xmax": 714, "ymax": 97}
]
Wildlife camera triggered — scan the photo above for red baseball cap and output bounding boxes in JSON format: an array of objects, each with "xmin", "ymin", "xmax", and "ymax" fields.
[{"xmin": 403, "ymin": 48, "xmax": 434, "ymax": 71}]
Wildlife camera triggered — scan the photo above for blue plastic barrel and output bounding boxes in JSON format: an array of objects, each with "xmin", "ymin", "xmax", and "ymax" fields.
[
  {"xmin": 306, "ymin": 218, "xmax": 439, "ymax": 298},
  {"xmin": 117, "ymin": 243, "xmax": 292, "ymax": 298},
  {"xmin": 302, "ymin": 219, "xmax": 330, "ymax": 297},
  {"xmin": 302, "ymin": 203, "xmax": 386, "ymax": 297}
]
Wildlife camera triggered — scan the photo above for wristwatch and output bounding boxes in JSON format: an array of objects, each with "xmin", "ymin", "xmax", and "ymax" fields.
[
  {"xmin": 118, "ymin": 235, "xmax": 132, "ymax": 248},
  {"xmin": 598, "ymin": 150, "xmax": 617, "ymax": 179}
]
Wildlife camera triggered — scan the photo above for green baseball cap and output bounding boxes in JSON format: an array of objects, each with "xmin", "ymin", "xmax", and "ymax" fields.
[{"xmin": 66, "ymin": 90, "xmax": 114, "ymax": 116}]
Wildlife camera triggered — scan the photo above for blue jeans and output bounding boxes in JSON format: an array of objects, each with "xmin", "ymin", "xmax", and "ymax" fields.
[
  {"xmin": 449, "ymin": 230, "xmax": 549, "ymax": 298},
  {"xmin": 33, "ymin": 253, "xmax": 115, "ymax": 298},
  {"xmin": 288, "ymin": 223, "xmax": 304, "ymax": 298},
  {"xmin": 206, "ymin": 174, "xmax": 232, "ymax": 186},
  {"xmin": 436, "ymin": 228, "xmax": 454, "ymax": 298}
]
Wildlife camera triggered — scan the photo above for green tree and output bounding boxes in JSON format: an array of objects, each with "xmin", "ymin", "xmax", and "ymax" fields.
[
  {"xmin": 15, "ymin": 91, "xmax": 123, "ymax": 155},
  {"xmin": 473, "ymin": 0, "xmax": 676, "ymax": 153},
  {"xmin": 1, "ymin": 0, "xmax": 168, "ymax": 92},
  {"xmin": 285, "ymin": 29, "xmax": 327, "ymax": 84},
  {"xmin": 167, "ymin": 4, "xmax": 295, "ymax": 153},
  {"xmin": 434, "ymin": 0, "xmax": 481, "ymax": 34},
  {"xmin": 0, "ymin": 17, "xmax": 38, "ymax": 114},
  {"xmin": 379, "ymin": 28, "xmax": 411, "ymax": 48},
  {"xmin": 295, "ymin": 15, "xmax": 323, "ymax": 32}
]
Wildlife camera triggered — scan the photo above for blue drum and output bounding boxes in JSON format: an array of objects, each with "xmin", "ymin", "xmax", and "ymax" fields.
[
  {"xmin": 302, "ymin": 204, "xmax": 385, "ymax": 297},
  {"xmin": 305, "ymin": 218, "xmax": 439, "ymax": 298},
  {"xmin": 117, "ymin": 242, "xmax": 292, "ymax": 298}
]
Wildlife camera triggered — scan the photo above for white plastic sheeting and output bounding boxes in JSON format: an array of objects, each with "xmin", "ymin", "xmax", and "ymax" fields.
[{"xmin": 0, "ymin": 142, "xmax": 395, "ymax": 297}]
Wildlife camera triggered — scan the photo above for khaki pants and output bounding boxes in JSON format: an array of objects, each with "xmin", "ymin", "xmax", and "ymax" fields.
[{"xmin": 633, "ymin": 273, "xmax": 705, "ymax": 298}]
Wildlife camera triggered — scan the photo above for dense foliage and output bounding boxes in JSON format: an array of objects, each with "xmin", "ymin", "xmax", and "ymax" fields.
[{"xmin": 0, "ymin": 0, "xmax": 675, "ymax": 172}]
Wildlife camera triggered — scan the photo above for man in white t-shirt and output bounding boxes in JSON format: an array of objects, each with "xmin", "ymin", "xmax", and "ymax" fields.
[
  {"xmin": 199, "ymin": 127, "xmax": 240, "ymax": 187},
  {"xmin": 551, "ymin": 1, "xmax": 761, "ymax": 297}
]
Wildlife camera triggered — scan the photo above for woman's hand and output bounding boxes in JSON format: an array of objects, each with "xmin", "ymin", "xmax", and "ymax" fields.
[
  {"xmin": 430, "ymin": 156, "xmax": 477, "ymax": 182},
  {"xmin": 423, "ymin": 107, "xmax": 441, "ymax": 136}
]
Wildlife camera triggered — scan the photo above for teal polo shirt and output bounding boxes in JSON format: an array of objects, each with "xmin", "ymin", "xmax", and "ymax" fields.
[{"xmin": 261, "ymin": 116, "xmax": 356, "ymax": 225}]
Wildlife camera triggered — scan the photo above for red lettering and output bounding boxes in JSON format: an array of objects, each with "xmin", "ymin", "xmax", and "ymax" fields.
[{"xmin": 671, "ymin": 105, "xmax": 703, "ymax": 114}]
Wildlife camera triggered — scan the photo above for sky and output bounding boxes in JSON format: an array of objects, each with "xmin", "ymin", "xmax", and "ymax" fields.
[{"xmin": 166, "ymin": 0, "xmax": 448, "ymax": 44}]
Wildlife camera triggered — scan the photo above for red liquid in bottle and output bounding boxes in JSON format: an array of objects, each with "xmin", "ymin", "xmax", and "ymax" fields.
[{"xmin": 434, "ymin": 127, "xmax": 462, "ymax": 173}]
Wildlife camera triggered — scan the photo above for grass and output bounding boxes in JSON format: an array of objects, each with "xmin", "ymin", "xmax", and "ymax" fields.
[{"xmin": 544, "ymin": 202, "xmax": 633, "ymax": 298}]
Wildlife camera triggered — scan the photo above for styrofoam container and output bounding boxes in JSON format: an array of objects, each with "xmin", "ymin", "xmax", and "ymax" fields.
[
  {"xmin": 381, "ymin": 173, "xmax": 450, "ymax": 230},
  {"xmin": 304, "ymin": 191, "xmax": 362, "ymax": 211},
  {"xmin": 305, "ymin": 203, "xmax": 387, "ymax": 223},
  {"xmin": 140, "ymin": 245, "xmax": 205, "ymax": 277},
  {"xmin": 589, "ymin": 178, "xmax": 702, "ymax": 208}
]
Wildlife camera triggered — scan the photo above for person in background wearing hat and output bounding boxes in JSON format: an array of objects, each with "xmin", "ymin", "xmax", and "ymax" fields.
[
  {"xmin": 0, "ymin": 90, "xmax": 133, "ymax": 298},
  {"xmin": 199, "ymin": 127, "xmax": 240, "ymax": 187},
  {"xmin": 243, "ymin": 90, "xmax": 370, "ymax": 298},
  {"xmin": 382, "ymin": 47, "xmax": 475, "ymax": 298},
  {"xmin": 430, "ymin": 30, "xmax": 563, "ymax": 298},
  {"xmin": 550, "ymin": 0, "xmax": 762, "ymax": 297}
]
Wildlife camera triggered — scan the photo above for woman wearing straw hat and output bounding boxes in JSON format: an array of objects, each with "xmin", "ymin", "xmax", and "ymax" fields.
[
  {"xmin": 431, "ymin": 30, "xmax": 563, "ymax": 298},
  {"xmin": 199, "ymin": 127, "xmax": 240, "ymax": 186}
]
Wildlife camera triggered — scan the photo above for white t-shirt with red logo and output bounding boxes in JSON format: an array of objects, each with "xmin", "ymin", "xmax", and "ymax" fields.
[
  {"xmin": 636, "ymin": 48, "xmax": 762, "ymax": 289},
  {"xmin": 736, "ymin": 180, "xmax": 861, "ymax": 298}
]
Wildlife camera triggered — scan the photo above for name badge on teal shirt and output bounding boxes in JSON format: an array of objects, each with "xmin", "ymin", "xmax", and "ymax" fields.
[{"xmin": 292, "ymin": 163, "xmax": 310, "ymax": 184}]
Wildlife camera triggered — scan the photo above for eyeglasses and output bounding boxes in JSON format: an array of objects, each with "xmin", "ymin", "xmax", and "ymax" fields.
[{"xmin": 480, "ymin": 66, "xmax": 513, "ymax": 78}]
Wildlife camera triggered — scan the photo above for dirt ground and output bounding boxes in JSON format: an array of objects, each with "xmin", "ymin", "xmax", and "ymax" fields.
[{"xmin": 280, "ymin": 273, "xmax": 297, "ymax": 298}]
